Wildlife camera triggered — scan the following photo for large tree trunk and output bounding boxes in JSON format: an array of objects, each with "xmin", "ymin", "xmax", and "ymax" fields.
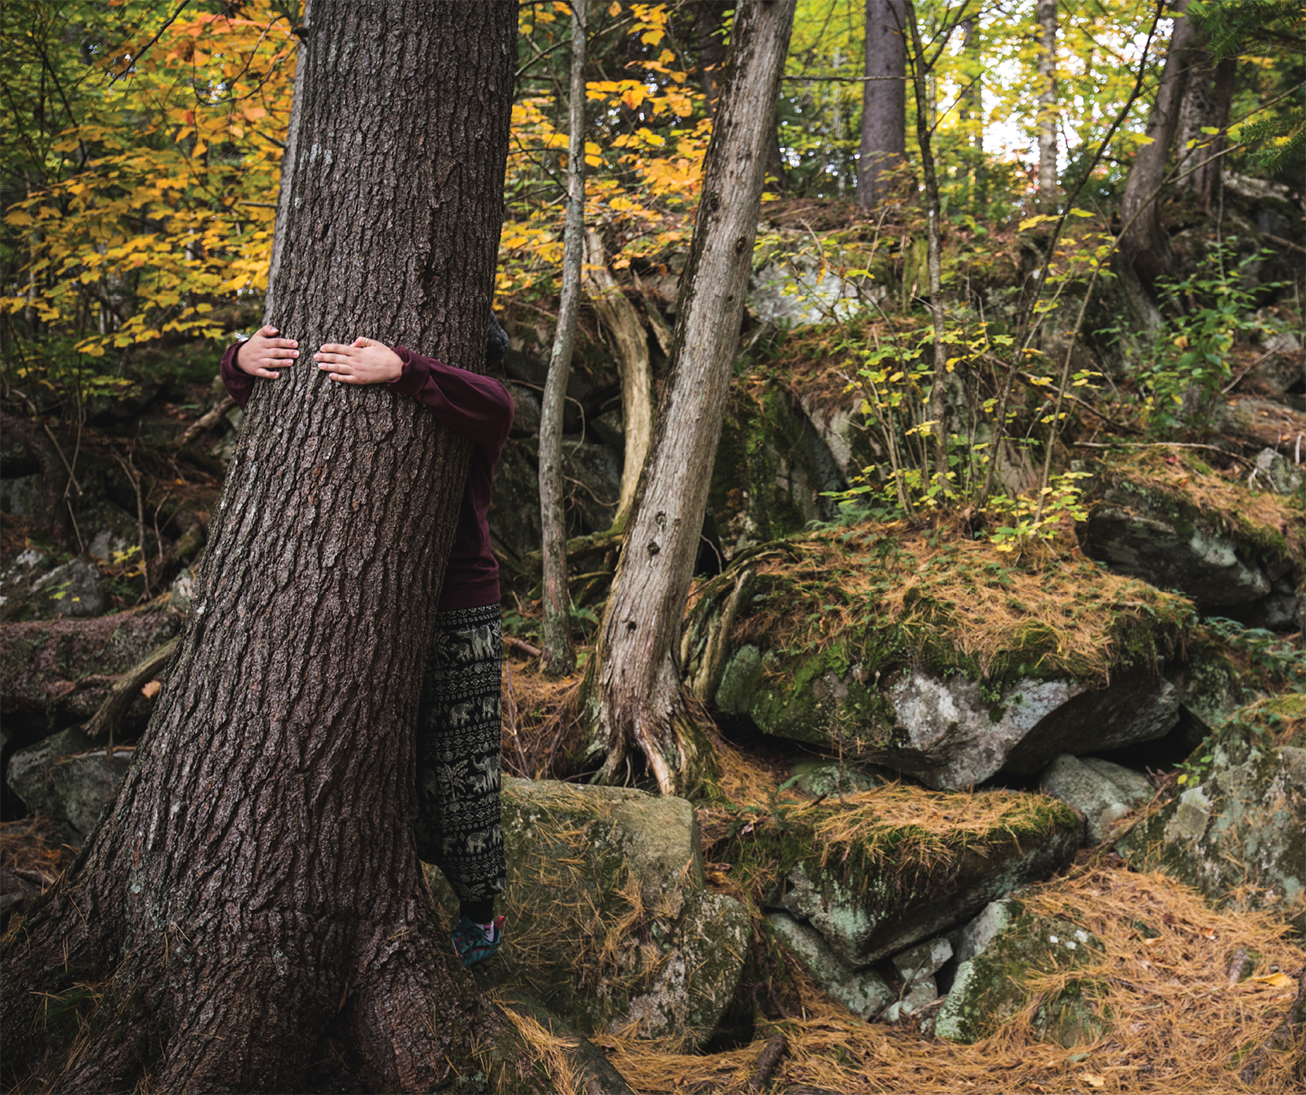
[
  {"xmin": 1, "ymin": 5, "xmax": 521, "ymax": 1093},
  {"xmin": 587, "ymin": 0, "xmax": 797, "ymax": 796},
  {"xmin": 540, "ymin": 0, "xmax": 587, "ymax": 678},
  {"xmin": 857, "ymin": 0, "xmax": 907, "ymax": 208},
  {"xmin": 1118, "ymin": 0, "xmax": 1203, "ymax": 303}
]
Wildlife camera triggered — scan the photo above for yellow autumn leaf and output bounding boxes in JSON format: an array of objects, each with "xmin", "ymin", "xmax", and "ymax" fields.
[
  {"xmin": 1079, "ymin": 1071, "xmax": 1105, "ymax": 1088},
  {"xmin": 608, "ymin": 0, "xmax": 621, "ymax": 13},
  {"xmin": 1251, "ymin": 972, "xmax": 1295, "ymax": 989}
]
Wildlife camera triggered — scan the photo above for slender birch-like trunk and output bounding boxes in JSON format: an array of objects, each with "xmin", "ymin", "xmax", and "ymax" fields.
[{"xmin": 540, "ymin": 0, "xmax": 588, "ymax": 677}]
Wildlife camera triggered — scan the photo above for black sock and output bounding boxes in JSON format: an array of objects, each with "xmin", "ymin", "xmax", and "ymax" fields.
[{"xmin": 461, "ymin": 899, "xmax": 494, "ymax": 924}]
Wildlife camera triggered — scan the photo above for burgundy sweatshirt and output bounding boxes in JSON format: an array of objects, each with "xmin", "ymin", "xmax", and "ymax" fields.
[{"xmin": 220, "ymin": 343, "xmax": 514, "ymax": 611}]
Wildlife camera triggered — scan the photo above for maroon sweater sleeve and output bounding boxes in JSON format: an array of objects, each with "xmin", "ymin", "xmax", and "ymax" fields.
[
  {"xmin": 220, "ymin": 342, "xmax": 256, "ymax": 409},
  {"xmin": 385, "ymin": 347, "xmax": 514, "ymax": 461}
]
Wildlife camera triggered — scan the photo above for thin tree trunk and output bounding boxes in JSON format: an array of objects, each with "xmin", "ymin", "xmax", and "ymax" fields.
[
  {"xmin": 858, "ymin": 0, "xmax": 907, "ymax": 208},
  {"xmin": 589, "ymin": 0, "xmax": 797, "ymax": 795},
  {"xmin": 583, "ymin": 228, "xmax": 653, "ymax": 525},
  {"xmin": 540, "ymin": 0, "xmax": 588, "ymax": 678},
  {"xmin": 1119, "ymin": 0, "xmax": 1202, "ymax": 297},
  {"xmin": 960, "ymin": 17, "xmax": 985, "ymax": 208},
  {"xmin": 905, "ymin": 2, "xmax": 951, "ymax": 497},
  {"xmin": 1036, "ymin": 0, "xmax": 1058, "ymax": 211},
  {"xmin": 1, "ymin": 5, "xmax": 524, "ymax": 1093}
]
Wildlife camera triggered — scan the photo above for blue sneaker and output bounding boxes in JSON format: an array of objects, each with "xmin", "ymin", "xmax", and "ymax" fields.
[{"xmin": 450, "ymin": 914, "xmax": 504, "ymax": 968}]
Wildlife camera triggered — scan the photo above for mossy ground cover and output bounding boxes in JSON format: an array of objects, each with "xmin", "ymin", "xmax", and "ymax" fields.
[
  {"xmin": 698, "ymin": 764, "xmax": 1077, "ymax": 914},
  {"xmin": 690, "ymin": 519, "xmax": 1196, "ymax": 691},
  {"xmin": 593, "ymin": 865, "xmax": 1305, "ymax": 1095},
  {"xmin": 1093, "ymin": 447, "xmax": 1306, "ymax": 568}
]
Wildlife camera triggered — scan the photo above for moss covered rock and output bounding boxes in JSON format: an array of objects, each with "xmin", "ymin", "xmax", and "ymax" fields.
[
  {"xmin": 935, "ymin": 898, "xmax": 1106, "ymax": 1045},
  {"xmin": 716, "ymin": 785, "xmax": 1079, "ymax": 967},
  {"xmin": 426, "ymin": 777, "xmax": 751, "ymax": 1051},
  {"xmin": 686, "ymin": 522, "xmax": 1194, "ymax": 789},
  {"xmin": 1115, "ymin": 696, "xmax": 1306, "ymax": 932},
  {"xmin": 1082, "ymin": 452, "xmax": 1303, "ymax": 622}
]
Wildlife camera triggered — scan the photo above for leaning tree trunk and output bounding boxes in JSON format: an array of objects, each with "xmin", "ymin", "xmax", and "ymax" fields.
[
  {"xmin": 1, "ymin": 5, "xmax": 519, "ymax": 1093},
  {"xmin": 583, "ymin": 228, "xmax": 653, "ymax": 525},
  {"xmin": 858, "ymin": 0, "xmax": 907, "ymax": 209},
  {"xmin": 1118, "ymin": 0, "xmax": 1202, "ymax": 307},
  {"xmin": 587, "ymin": 0, "xmax": 796, "ymax": 796}
]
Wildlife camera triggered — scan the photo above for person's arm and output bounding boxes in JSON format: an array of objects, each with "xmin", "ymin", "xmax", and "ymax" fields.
[
  {"xmin": 387, "ymin": 348, "xmax": 515, "ymax": 461},
  {"xmin": 221, "ymin": 325, "xmax": 299, "ymax": 409},
  {"xmin": 315, "ymin": 339, "xmax": 514, "ymax": 460}
]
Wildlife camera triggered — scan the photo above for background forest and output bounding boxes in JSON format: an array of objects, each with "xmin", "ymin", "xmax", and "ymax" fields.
[{"xmin": 2, "ymin": 1, "xmax": 1305, "ymax": 1093}]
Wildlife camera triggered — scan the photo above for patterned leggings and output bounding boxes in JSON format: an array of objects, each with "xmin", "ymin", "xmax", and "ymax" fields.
[{"xmin": 414, "ymin": 602, "xmax": 506, "ymax": 905}]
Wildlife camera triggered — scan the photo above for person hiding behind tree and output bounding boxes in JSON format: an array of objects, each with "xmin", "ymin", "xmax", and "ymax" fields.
[{"xmin": 220, "ymin": 319, "xmax": 514, "ymax": 968}]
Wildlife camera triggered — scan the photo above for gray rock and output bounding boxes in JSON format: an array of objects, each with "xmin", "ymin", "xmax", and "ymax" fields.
[
  {"xmin": 31, "ymin": 556, "xmax": 107, "ymax": 619},
  {"xmin": 879, "ymin": 667, "xmax": 1178, "ymax": 788},
  {"xmin": 768, "ymin": 912, "xmax": 896, "ymax": 1019},
  {"xmin": 892, "ymin": 936, "xmax": 953, "ymax": 989},
  {"xmin": 1169, "ymin": 646, "xmax": 1243, "ymax": 747},
  {"xmin": 787, "ymin": 757, "xmax": 880, "ymax": 799},
  {"xmin": 1255, "ymin": 331, "xmax": 1304, "ymax": 395},
  {"xmin": 426, "ymin": 777, "xmax": 751, "ymax": 1050},
  {"xmin": 0, "ymin": 474, "xmax": 47, "ymax": 518},
  {"xmin": 884, "ymin": 672, "xmax": 1084, "ymax": 788},
  {"xmin": 936, "ymin": 899, "xmax": 1104, "ymax": 1045},
  {"xmin": 1080, "ymin": 757, "xmax": 1155, "ymax": 806},
  {"xmin": 1251, "ymin": 448, "xmax": 1304, "ymax": 495},
  {"xmin": 1116, "ymin": 722, "xmax": 1306, "ymax": 933},
  {"xmin": 7, "ymin": 726, "xmax": 132, "ymax": 841},
  {"xmin": 1082, "ymin": 505, "xmax": 1271, "ymax": 609},
  {"xmin": 1039, "ymin": 754, "xmax": 1152, "ymax": 845},
  {"xmin": 880, "ymin": 977, "xmax": 938, "ymax": 1023},
  {"xmin": 769, "ymin": 805, "xmax": 1079, "ymax": 967},
  {"xmin": 0, "ymin": 547, "xmax": 60, "ymax": 621},
  {"xmin": 748, "ymin": 262, "xmax": 868, "ymax": 328}
]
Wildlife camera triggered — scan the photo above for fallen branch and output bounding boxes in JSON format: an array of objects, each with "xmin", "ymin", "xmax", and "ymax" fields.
[
  {"xmin": 177, "ymin": 395, "xmax": 237, "ymax": 447},
  {"xmin": 505, "ymin": 635, "xmax": 542, "ymax": 659}
]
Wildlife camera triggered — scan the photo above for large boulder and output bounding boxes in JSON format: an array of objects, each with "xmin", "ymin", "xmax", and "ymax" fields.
[
  {"xmin": 685, "ymin": 523, "xmax": 1196, "ymax": 790},
  {"xmin": 1115, "ymin": 696, "xmax": 1306, "ymax": 932},
  {"xmin": 427, "ymin": 777, "xmax": 751, "ymax": 1051},
  {"xmin": 935, "ymin": 898, "xmax": 1106, "ymax": 1045},
  {"xmin": 0, "ymin": 607, "xmax": 183, "ymax": 748},
  {"xmin": 1081, "ymin": 453, "xmax": 1303, "ymax": 627},
  {"xmin": 718, "ymin": 784, "xmax": 1079, "ymax": 977}
]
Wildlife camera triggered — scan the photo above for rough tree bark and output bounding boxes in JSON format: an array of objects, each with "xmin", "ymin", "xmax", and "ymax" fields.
[
  {"xmin": 587, "ymin": 0, "xmax": 797, "ymax": 796},
  {"xmin": 1, "ymin": 5, "xmax": 522, "ymax": 1093},
  {"xmin": 857, "ymin": 0, "xmax": 907, "ymax": 208},
  {"xmin": 583, "ymin": 228, "xmax": 653, "ymax": 525},
  {"xmin": 1177, "ymin": 49, "xmax": 1236, "ymax": 210},
  {"xmin": 959, "ymin": 17, "xmax": 985, "ymax": 207},
  {"xmin": 540, "ymin": 0, "xmax": 588, "ymax": 678},
  {"xmin": 1036, "ymin": 0, "xmax": 1058, "ymax": 211},
  {"xmin": 1118, "ymin": 0, "xmax": 1203, "ymax": 305}
]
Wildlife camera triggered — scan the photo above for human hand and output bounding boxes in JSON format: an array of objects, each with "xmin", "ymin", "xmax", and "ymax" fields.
[
  {"xmin": 236, "ymin": 325, "xmax": 299, "ymax": 379},
  {"xmin": 314, "ymin": 337, "xmax": 403, "ymax": 385}
]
